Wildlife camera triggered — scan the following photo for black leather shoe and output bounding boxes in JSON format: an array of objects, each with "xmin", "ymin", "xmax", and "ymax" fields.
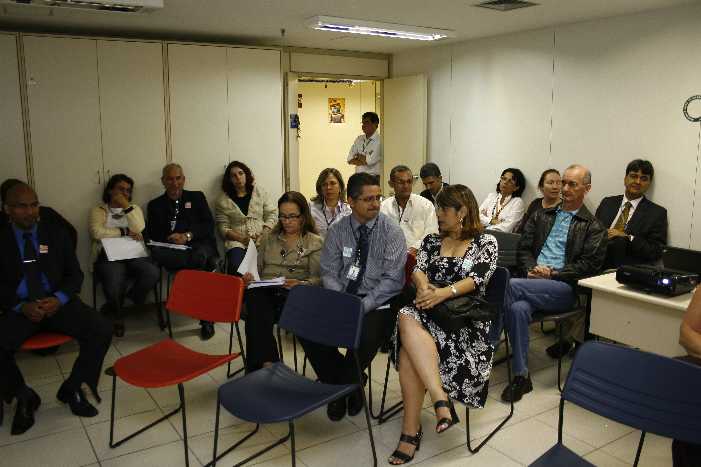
[
  {"xmin": 546, "ymin": 339, "xmax": 573, "ymax": 359},
  {"xmin": 200, "ymin": 321, "xmax": 215, "ymax": 341},
  {"xmin": 347, "ymin": 388, "xmax": 364, "ymax": 417},
  {"xmin": 11, "ymin": 388, "xmax": 41, "ymax": 435},
  {"xmin": 327, "ymin": 397, "xmax": 347, "ymax": 422},
  {"xmin": 56, "ymin": 384, "xmax": 98, "ymax": 418},
  {"xmin": 501, "ymin": 375, "xmax": 533, "ymax": 403}
]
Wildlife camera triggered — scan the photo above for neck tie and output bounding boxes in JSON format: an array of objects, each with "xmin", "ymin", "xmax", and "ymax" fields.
[
  {"xmin": 22, "ymin": 232, "xmax": 46, "ymax": 300},
  {"xmin": 346, "ymin": 224, "xmax": 369, "ymax": 295},
  {"xmin": 613, "ymin": 201, "xmax": 632, "ymax": 231}
]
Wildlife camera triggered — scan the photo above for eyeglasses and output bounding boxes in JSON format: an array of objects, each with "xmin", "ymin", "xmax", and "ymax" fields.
[
  {"xmin": 356, "ymin": 195, "xmax": 382, "ymax": 203},
  {"xmin": 279, "ymin": 214, "xmax": 302, "ymax": 220}
]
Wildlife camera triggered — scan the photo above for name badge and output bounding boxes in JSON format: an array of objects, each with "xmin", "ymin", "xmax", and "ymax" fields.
[
  {"xmin": 39, "ymin": 244, "xmax": 48, "ymax": 254},
  {"xmin": 185, "ymin": 202, "xmax": 192, "ymax": 209},
  {"xmin": 347, "ymin": 264, "xmax": 360, "ymax": 281},
  {"xmin": 343, "ymin": 247, "xmax": 354, "ymax": 258}
]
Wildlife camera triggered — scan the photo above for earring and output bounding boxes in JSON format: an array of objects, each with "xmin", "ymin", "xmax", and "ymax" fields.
[{"xmin": 458, "ymin": 217, "xmax": 464, "ymax": 224}]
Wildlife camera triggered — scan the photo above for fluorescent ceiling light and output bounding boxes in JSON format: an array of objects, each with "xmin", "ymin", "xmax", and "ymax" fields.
[{"xmin": 307, "ymin": 16, "xmax": 454, "ymax": 41}]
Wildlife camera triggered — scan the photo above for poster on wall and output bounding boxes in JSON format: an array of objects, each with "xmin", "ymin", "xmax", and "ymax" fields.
[{"xmin": 328, "ymin": 97, "xmax": 346, "ymax": 124}]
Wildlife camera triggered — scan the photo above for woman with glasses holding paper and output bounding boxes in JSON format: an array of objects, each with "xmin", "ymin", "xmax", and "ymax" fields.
[
  {"xmin": 89, "ymin": 173, "xmax": 159, "ymax": 337},
  {"xmin": 478, "ymin": 167, "xmax": 526, "ymax": 233},
  {"xmin": 215, "ymin": 161, "xmax": 277, "ymax": 274},
  {"xmin": 241, "ymin": 191, "xmax": 323, "ymax": 373}
]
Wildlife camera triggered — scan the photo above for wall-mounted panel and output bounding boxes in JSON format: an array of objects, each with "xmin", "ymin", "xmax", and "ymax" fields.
[
  {"xmin": 291, "ymin": 52, "xmax": 388, "ymax": 79},
  {"xmin": 0, "ymin": 33, "xmax": 26, "ymax": 182}
]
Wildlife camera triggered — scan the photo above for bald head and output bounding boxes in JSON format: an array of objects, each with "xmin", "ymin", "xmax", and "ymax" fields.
[
  {"xmin": 561, "ymin": 164, "xmax": 592, "ymax": 211},
  {"xmin": 4, "ymin": 182, "xmax": 40, "ymax": 230}
]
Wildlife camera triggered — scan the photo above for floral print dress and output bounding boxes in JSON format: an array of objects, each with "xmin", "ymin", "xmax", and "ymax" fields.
[{"xmin": 392, "ymin": 233, "xmax": 498, "ymax": 408}]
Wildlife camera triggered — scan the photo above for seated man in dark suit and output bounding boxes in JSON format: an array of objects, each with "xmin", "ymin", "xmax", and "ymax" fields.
[
  {"xmin": 419, "ymin": 162, "xmax": 449, "ymax": 208},
  {"xmin": 0, "ymin": 183, "xmax": 112, "ymax": 435},
  {"xmin": 1, "ymin": 178, "xmax": 78, "ymax": 251},
  {"xmin": 595, "ymin": 159, "xmax": 667, "ymax": 269},
  {"xmin": 146, "ymin": 163, "xmax": 219, "ymax": 340}
]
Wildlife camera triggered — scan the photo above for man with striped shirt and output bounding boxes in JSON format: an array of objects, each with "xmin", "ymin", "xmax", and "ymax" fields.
[{"xmin": 300, "ymin": 172, "xmax": 406, "ymax": 421}]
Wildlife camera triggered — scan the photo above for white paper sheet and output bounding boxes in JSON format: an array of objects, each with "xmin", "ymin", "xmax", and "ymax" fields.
[
  {"xmin": 147, "ymin": 240, "xmax": 191, "ymax": 251},
  {"xmin": 247, "ymin": 277, "xmax": 286, "ymax": 289},
  {"xmin": 102, "ymin": 237, "xmax": 149, "ymax": 261},
  {"xmin": 237, "ymin": 239, "xmax": 260, "ymax": 280}
]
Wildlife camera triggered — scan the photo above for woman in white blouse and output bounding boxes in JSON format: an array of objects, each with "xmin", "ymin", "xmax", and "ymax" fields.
[
  {"xmin": 309, "ymin": 168, "xmax": 352, "ymax": 238},
  {"xmin": 215, "ymin": 161, "xmax": 277, "ymax": 274},
  {"xmin": 478, "ymin": 168, "xmax": 526, "ymax": 233}
]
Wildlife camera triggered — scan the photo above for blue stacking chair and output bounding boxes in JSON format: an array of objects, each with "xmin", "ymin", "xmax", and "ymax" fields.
[
  {"xmin": 464, "ymin": 266, "xmax": 515, "ymax": 453},
  {"xmin": 210, "ymin": 285, "xmax": 378, "ymax": 467},
  {"xmin": 530, "ymin": 341, "xmax": 701, "ymax": 466}
]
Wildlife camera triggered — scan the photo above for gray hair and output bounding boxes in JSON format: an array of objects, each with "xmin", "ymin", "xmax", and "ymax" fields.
[
  {"xmin": 162, "ymin": 163, "xmax": 184, "ymax": 178},
  {"xmin": 389, "ymin": 165, "xmax": 412, "ymax": 181},
  {"xmin": 564, "ymin": 164, "xmax": 591, "ymax": 185}
]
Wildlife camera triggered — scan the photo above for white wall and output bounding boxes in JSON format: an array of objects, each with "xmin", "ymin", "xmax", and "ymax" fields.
[{"xmin": 392, "ymin": 3, "xmax": 701, "ymax": 249}]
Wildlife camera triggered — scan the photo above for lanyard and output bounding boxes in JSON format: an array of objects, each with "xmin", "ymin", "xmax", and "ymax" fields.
[
  {"xmin": 279, "ymin": 234, "xmax": 305, "ymax": 272},
  {"xmin": 491, "ymin": 194, "xmax": 512, "ymax": 221},
  {"xmin": 395, "ymin": 200, "xmax": 409, "ymax": 223},
  {"xmin": 322, "ymin": 203, "xmax": 339, "ymax": 227},
  {"xmin": 361, "ymin": 136, "xmax": 373, "ymax": 153},
  {"xmin": 169, "ymin": 199, "xmax": 181, "ymax": 232}
]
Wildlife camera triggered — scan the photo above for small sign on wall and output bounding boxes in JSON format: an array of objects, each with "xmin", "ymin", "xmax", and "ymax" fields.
[{"xmin": 328, "ymin": 97, "xmax": 346, "ymax": 124}]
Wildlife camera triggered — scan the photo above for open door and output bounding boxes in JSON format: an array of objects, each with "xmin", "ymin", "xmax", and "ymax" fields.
[
  {"xmin": 285, "ymin": 71, "xmax": 300, "ymax": 191},
  {"xmin": 382, "ymin": 74, "xmax": 427, "ymax": 192}
]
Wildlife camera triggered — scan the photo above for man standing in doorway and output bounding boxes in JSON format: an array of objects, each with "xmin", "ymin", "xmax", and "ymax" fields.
[{"xmin": 347, "ymin": 112, "xmax": 382, "ymax": 176}]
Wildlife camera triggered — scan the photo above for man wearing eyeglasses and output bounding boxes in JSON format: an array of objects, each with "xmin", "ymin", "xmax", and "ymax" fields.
[
  {"xmin": 501, "ymin": 165, "xmax": 607, "ymax": 403},
  {"xmin": 300, "ymin": 172, "xmax": 406, "ymax": 422},
  {"xmin": 146, "ymin": 163, "xmax": 219, "ymax": 340},
  {"xmin": 381, "ymin": 165, "xmax": 438, "ymax": 256}
]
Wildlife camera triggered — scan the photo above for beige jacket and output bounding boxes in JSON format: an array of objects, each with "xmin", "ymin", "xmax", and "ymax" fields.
[
  {"xmin": 88, "ymin": 203, "xmax": 146, "ymax": 265},
  {"xmin": 215, "ymin": 185, "xmax": 277, "ymax": 250},
  {"xmin": 257, "ymin": 230, "xmax": 323, "ymax": 285}
]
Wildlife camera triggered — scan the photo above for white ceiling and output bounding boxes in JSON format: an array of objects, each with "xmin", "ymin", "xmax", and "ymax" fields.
[{"xmin": 0, "ymin": 0, "xmax": 696, "ymax": 54}]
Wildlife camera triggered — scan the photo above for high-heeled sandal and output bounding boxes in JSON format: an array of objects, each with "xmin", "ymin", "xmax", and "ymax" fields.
[
  {"xmin": 387, "ymin": 426, "xmax": 422, "ymax": 465},
  {"xmin": 434, "ymin": 399, "xmax": 459, "ymax": 434}
]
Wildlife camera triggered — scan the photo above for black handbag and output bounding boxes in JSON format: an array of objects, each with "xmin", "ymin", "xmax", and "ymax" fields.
[{"xmin": 428, "ymin": 292, "xmax": 497, "ymax": 332}]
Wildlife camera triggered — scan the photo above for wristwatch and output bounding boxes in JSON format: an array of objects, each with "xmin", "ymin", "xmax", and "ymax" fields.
[
  {"xmin": 185, "ymin": 232, "xmax": 193, "ymax": 242},
  {"xmin": 450, "ymin": 284, "xmax": 458, "ymax": 297}
]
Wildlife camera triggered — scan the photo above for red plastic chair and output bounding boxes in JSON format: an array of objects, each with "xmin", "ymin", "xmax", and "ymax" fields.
[
  {"xmin": 0, "ymin": 332, "xmax": 73, "ymax": 427},
  {"xmin": 108, "ymin": 270, "xmax": 244, "ymax": 467}
]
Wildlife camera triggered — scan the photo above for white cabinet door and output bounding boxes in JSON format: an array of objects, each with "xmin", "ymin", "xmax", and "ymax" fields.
[
  {"xmin": 0, "ymin": 33, "xmax": 26, "ymax": 183},
  {"xmin": 23, "ymin": 35, "xmax": 103, "ymax": 301},
  {"xmin": 98, "ymin": 40, "xmax": 167, "ymax": 209},
  {"xmin": 168, "ymin": 43, "xmax": 229, "ymax": 205},
  {"xmin": 227, "ymin": 47, "xmax": 284, "ymax": 201}
]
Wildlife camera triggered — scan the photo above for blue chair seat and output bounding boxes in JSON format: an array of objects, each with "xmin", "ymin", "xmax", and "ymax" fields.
[
  {"xmin": 530, "ymin": 443, "xmax": 595, "ymax": 467},
  {"xmin": 219, "ymin": 362, "xmax": 357, "ymax": 424}
]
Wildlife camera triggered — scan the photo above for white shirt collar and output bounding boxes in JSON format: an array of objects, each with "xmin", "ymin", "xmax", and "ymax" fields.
[{"xmin": 622, "ymin": 195, "xmax": 643, "ymax": 209}]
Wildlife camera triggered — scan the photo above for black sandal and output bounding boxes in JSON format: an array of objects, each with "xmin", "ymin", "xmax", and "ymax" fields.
[
  {"xmin": 434, "ymin": 399, "xmax": 459, "ymax": 434},
  {"xmin": 387, "ymin": 427, "xmax": 422, "ymax": 465}
]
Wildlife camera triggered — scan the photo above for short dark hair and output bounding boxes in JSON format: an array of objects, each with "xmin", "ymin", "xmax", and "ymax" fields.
[
  {"xmin": 420, "ymin": 162, "xmax": 442, "ymax": 179},
  {"xmin": 347, "ymin": 172, "xmax": 380, "ymax": 200},
  {"xmin": 102, "ymin": 174, "xmax": 134, "ymax": 204},
  {"xmin": 626, "ymin": 159, "xmax": 654, "ymax": 180},
  {"xmin": 311, "ymin": 168, "xmax": 346, "ymax": 204},
  {"xmin": 362, "ymin": 111, "xmax": 379, "ymax": 125},
  {"xmin": 496, "ymin": 168, "xmax": 526, "ymax": 197},
  {"xmin": 1, "ymin": 178, "xmax": 23, "ymax": 206},
  {"xmin": 274, "ymin": 191, "xmax": 318, "ymax": 236},
  {"xmin": 537, "ymin": 169, "xmax": 560, "ymax": 189},
  {"xmin": 222, "ymin": 161, "xmax": 255, "ymax": 199},
  {"xmin": 436, "ymin": 184, "xmax": 483, "ymax": 241},
  {"xmin": 389, "ymin": 165, "xmax": 412, "ymax": 181}
]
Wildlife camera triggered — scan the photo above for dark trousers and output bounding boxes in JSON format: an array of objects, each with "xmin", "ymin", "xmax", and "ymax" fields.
[
  {"xmin": 672, "ymin": 355, "xmax": 701, "ymax": 467},
  {"xmin": 300, "ymin": 308, "xmax": 397, "ymax": 385},
  {"xmin": 94, "ymin": 257, "xmax": 160, "ymax": 313},
  {"xmin": 244, "ymin": 287, "xmax": 287, "ymax": 372},
  {"xmin": 0, "ymin": 300, "xmax": 112, "ymax": 400},
  {"xmin": 226, "ymin": 247, "xmax": 247, "ymax": 275},
  {"xmin": 150, "ymin": 242, "xmax": 218, "ymax": 272}
]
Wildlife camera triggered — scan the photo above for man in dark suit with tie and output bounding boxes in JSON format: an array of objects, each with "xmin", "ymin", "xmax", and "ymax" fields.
[
  {"xmin": 0, "ymin": 183, "xmax": 112, "ymax": 435},
  {"xmin": 594, "ymin": 159, "xmax": 668, "ymax": 269}
]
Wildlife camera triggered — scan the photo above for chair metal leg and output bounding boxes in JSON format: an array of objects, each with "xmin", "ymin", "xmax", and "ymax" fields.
[
  {"xmin": 356, "ymin": 354, "xmax": 378, "ymax": 466},
  {"xmin": 289, "ymin": 420, "xmax": 296, "ymax": 467},
  {"xmin": 204, "ymin": 422, "xmax": 282, "ymax": 467},
  {"xmin": 176, "ymin": 384, "xmax": 190, "ymax": 467},
  {"xmin": 276, "ymin": 325, "xmax": 284, "ymax": 364},
  {"xmin": 155, "ymin": 282, "xmax": 166, "ymax": 331},
  {"xmin": 293, "ymin": 336, "xmax": 298, "ymax": 373},
  {"xmin": 466, "ymin": 332, "xmax": 514, "ymax": 453},
  {"xmin": 109, "ymin": 370, "xmax": 184, "ymax": 449},
  {"xmin": 557, "ymin": 322, "xmax": 565, "ymax": 392},
  {"xmin": 212, "ymin": 396, "xmax": 220, "ymax": 467},
  {"xmin": 227, "ymin": 322, "xmax": 246, "ymax": 378},
  {"xmin": 633, "ymin": 431, "xmax": 646, "ymax": 467},
  {"xmin": 368, "ymin": 354, "xmax": 403, "ymax": 424}
]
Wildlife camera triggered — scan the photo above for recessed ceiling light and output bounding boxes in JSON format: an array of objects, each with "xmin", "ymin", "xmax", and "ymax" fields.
[
  {"xmin": 474, "ymin": 0, "xmax": 539, "ymax": 12},
  {"xmin": 307, "ymin": 16, "xmax": 454, "ymax": 41}
]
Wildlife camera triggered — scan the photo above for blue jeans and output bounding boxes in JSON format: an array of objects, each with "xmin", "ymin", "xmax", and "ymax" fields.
[{"xmin": 504, "ymin": 278, "xmax": 574, "ymax": 376}]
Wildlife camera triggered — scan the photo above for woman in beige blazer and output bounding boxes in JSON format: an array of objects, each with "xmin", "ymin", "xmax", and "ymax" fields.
[
  {"xmin": 215, "ymin": 161, "xmax": 277, "ymax": 274},
  {"xmin": 241, "ymin": 191, "xmax": 322, "ymax": 372},
  {"xmin": 89, "ymin": 174, "xmax": 159, "ymax": 337}
]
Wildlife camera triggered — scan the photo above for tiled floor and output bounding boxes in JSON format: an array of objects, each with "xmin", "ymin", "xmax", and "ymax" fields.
[{"xmin": 0, "ymin": 313, "xmax": 675, "ymax": 467}]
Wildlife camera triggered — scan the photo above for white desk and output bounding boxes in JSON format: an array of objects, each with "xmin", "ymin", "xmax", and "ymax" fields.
[{"xmin": 578, "ymin": 272, "xmax": 693, "ymax": 357}]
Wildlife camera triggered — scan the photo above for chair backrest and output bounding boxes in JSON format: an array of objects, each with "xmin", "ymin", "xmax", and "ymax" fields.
[
  {"xmin": 405, "ymin": 253, "xmax": 417, "ymax": 287},
  {"xmin": 166, "ymin": 270, "xmax": 244, "ymax": 323},
  {"xmin": 490, "ymin": 231, "xmax": 520, "ymax": 269},
  {"xmin": 485, "ymin": 266, "xmax": 509, "ymax": 312},
  {"xmin": 278, "ymin": 285, "xmax": 364, "ymax": 350},
  {"xmin": 563, "ymin": 341, "xmax": 701, "ymax": 444}
]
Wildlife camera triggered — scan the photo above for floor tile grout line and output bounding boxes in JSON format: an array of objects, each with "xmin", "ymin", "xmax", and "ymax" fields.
[{"xmin": 79, "ymin": 412, "xmax": 102, "ymax": 467}]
